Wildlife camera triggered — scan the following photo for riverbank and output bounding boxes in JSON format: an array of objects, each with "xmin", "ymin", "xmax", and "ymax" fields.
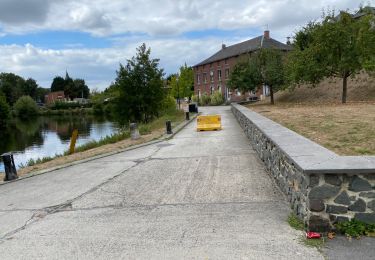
[{"xmin": 0, "ymin": 109, "xmax": 188, "ymax": 181}]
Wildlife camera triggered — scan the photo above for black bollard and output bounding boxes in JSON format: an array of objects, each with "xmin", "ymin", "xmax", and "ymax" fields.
[
  {"xmin": 1, "ymin": 153, "xmax": 18, "ymax": 181},
  {"xmin": 185, "ymin": 112, "xmax": 190, "ymax": 120},
  {"xmin": 166, "ymin": 120, "xmax": 172, "ymax": 134}
]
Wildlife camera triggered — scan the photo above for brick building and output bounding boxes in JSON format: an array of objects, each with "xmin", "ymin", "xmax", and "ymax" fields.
[
  {"xmin": 193, "ymin": 30, "xmax": 292, "ymax": 102},
  {"xmin": 45, "ymin": 91, "xmax": 65, "ymax": 105}
]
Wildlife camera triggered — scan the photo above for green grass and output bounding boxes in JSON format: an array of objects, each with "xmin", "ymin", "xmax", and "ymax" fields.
[
  {"xmin": 288, "ymin": 213, "xmax": 305, "ymax": 231},
  {"xmin": 336, "ymin": 219, "xmax": 375, "ymax": 238},
  {"xmin": 19, "ymin": 155, "xmax": 61, "ymax": 168}
]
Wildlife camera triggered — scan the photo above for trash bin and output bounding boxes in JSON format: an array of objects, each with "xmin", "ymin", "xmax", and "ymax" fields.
[
  {"xmin": 1, "ymin": 153, "xmax": 18, "ymax": 181},
  {"xmin": 189, "ymin": 103, "xmax": 198, "ymax": 113}
]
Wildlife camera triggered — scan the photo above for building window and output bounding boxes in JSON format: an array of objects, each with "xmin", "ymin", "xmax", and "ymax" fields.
[
  {"xmin": 225, "ymin": 68, "xmax": 230, "ymax": 79},
  {"xmin": 197, "ymin": 74, "xmax": 200, "ymax": 85},
  {"xmin": 218, "ymin": 85, "xmax": 222, "ymax": 92},
  {"xmin": 217, "ymin": 70, "xmax": 222, "ymax": 81},
  {"xmin": 198, "ymin": 90, "xmax": 201, "ymax": 98},
  {"xmin": 203, "ymin": 73, "xmax": 207, "ymax": 83},
  {"xmin": 210, "ymin": 71, "xmax": 214, "ymax": 82},
  {"xmin": 210, "ymin": 63, "xmax": 212, "ymax": 68},
  {"xmin": 210, "ymin": 86, "xmax": 214, "ymax": 95}
]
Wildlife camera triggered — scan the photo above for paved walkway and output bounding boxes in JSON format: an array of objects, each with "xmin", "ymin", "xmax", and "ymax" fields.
[{"xmin": 0, "ymin": 106, "xmax": 322, "ymax": 259}]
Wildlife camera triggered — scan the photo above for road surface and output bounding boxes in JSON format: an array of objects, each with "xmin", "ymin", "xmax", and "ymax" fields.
[{"xmin": 0, "ymin": 106, "xmax": 323, "ymax": 259}]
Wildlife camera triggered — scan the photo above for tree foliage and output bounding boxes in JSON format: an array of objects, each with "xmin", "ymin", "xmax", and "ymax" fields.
[
  {"xmin": 14, "ymin": 96, "xmax": 39, "ymax": 119},
  {"xmin": 170, "ymin": 64, "xmax": 194, "ymax": 99},
  {"xmin": 228, "ymin": 49, "xmax": 285, "ymax": 104},
  {"xmin": 113, "ymin": 43, "xmax": 165, "ymax": 123},
  {"xmin": 50, "ymin": 73, "xmax": 90, "ymax": 100},
  {"xmin": 0, "ymin": 93, "xmax": 10, "ymax": 128},
  {"xmin": 287, "ymin": 9, "xmax": 375, "ymax": 103}
]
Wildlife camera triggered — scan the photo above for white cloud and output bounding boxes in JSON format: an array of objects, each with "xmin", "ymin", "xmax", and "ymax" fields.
[
  {"xmin": 0, "ymin": 35, "xmax": 243, "ymax": 90},
  {"xmin": 0, "ymin": 0, "xmax": 363, "ymax": 36},
  {"xmin": 0, "ymin": 0, "xmax": 368, "ymax": 90}
]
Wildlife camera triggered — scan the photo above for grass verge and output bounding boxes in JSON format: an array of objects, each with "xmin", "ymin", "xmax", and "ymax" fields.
[{"xmin": 246, "ymin": 102, "xmax": 375, "ymax": 155}]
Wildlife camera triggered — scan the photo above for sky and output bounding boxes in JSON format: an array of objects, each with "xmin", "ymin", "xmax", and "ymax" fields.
[{"xmin": 0, "ymin": 0, "xmax": 371, "ymax": 90}]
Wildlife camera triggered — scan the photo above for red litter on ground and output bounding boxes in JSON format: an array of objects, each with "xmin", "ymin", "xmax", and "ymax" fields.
[{"xmin": 306, "ymin": 232, "xmax": 321, "ymax": 239}]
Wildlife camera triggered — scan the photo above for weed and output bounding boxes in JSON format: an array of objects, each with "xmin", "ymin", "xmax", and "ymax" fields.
[
  {"xmin": 301, "ymin": 236, "xmax": 325, "ymax": 249},
  {"xmin": 336, "ymin": 219, "xmax": 375, "ymax": 238},
  {"xmin": 288, "ymin": 213, "xmax": 304, "ymax": 231}
]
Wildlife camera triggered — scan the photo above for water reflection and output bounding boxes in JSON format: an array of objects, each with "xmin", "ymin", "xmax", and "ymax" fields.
[{"xmin": 0, "ymin": 115, "xmax": 121, "ymax": 171}]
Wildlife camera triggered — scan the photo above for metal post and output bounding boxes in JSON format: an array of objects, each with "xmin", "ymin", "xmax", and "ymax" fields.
[
  {"xmin": 185, "ymin": 112, "xmax": 190, "ymax": 120},
  {"xmin": 166, "ymin": 120, "xmax": 172, "ymax": 134},
  {"xmin": 130, "ymin": 123, "xmax": 140, "ymax": 140},
  {"xmin": 1, "ymin": 153, "xmax": 18, "ymax": 181}
]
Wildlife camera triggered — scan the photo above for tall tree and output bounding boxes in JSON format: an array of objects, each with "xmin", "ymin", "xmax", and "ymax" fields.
[
  {"xmin": 287, "ymin": 9, "xmax": 375, "ymax": 103},
  {"xmin": 51, "ymin": 76, "xmax": 65, "ymax": 92},
  {"xmin": 228, "ymin": 49, "xmax": 285, "ymax": 105},
  {"xmin": 23, "ymin": 78, "xmax": 38, "ymax": 99},
  {"xmin": 114, "ymin": 43, "xmax": 165, "ymax": 123}
]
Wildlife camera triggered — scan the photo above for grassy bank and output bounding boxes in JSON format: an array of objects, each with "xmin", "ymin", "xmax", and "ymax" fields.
[
  {"xmin": 1, "ymin": 109, "xmax": 186, "ymax": 179},
  {"xmin": 246, "ymin": 102, "xmax": 375, "ymax": 155}
]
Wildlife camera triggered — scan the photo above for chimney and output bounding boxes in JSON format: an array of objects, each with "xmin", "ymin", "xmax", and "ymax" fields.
[
  {"xmin": 222, "ymin": 43, "xmax": 226, "ymax": 49},
  {"xmin": 263, "ymin": 30, "xmax": 270, "ymax": 39}
]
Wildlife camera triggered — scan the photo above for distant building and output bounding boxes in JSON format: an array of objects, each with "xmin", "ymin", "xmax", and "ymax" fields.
[
  {"xmin": 45, "ymin": 91, "xmax": 65, "ymax": 105},
  {"xmin": 193, "ymin": 30, "xmax": 292, "ymax": 102}
]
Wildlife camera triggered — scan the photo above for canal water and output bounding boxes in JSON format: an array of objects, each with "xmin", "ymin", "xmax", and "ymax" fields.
[{"xmin": 0, "ymin": 115, "xmax": 121, "ymax": 172}]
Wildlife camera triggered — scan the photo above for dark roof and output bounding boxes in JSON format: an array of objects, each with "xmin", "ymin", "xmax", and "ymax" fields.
[
  {"xmin": 194, "ymin": 35, "xmax": 292, "ymax": 67},
  {"xmin": 353, "ymin": 7, "xmax": 375, "ymax": 19}
]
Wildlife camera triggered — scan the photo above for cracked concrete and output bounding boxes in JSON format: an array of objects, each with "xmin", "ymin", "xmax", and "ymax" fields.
[{"xmin": 0, "ymin": 106, "xmax": 323, "ymax": 259}]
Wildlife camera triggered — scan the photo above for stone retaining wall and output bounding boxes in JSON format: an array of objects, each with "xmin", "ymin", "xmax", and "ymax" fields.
[{"xmin": 231, "ymin": 103, "xmax": 375, "ymax": 231}]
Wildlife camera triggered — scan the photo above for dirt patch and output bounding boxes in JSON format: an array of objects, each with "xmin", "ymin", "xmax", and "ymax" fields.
[{"xmin": 246, "ymin": 102, "xmax": 375, "ymax": 156}]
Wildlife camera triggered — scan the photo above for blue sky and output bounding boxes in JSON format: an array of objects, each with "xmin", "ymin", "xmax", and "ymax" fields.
[{"xmin": 0, "ymin": 0, "xmax": 366, "ymax": 90}]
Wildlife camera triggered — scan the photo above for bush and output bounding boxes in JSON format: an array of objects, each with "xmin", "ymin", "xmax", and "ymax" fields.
[
  {"xmin": 210, "ymin": 91, "xmax": 224, "ymax": 106},
  {"xmin": 93, "ymin": 102, "xmax": 104, "ymax": 115},
  {"xmin": 14, "ymin": 96, "xmax": 39, "ymax": 119},
  {"xmin": 161, "ymin": 95, "xmax": 177, "ymax": 113},
  {"xmin": 200, "ymin": 93, "xmax": 211, "ymax": 106},
  {"xmin": 50, "ymin": 101, "xmax": 81, "ymax": 110},
  {"xmin": 0, "ymin": 94, "xmax": 10, "ymax": 128}
]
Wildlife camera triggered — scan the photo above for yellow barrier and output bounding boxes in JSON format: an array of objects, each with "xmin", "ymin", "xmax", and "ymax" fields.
[{"xmin": 197, "ymin": 115, "xmax": 222, "ymax": 131}]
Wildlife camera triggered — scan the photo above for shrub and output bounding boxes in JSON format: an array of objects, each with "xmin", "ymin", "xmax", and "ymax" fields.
[
  {"xmin": 93, "ymin": 102, "xmax": 104, "ymax": 115},
  {"xmin": 0, "ymin": 94, "xmax": 10, "ymax": 128},
  {"xmin": 161, "ymin": 95, "xmax": 177, "ymax": 113},
  {"xmin": 191, "ymin": 94, "xmax": 198, "ymax": 103},
  {"xmin": 210, "ymin": 91, "xmax": 224, "ymax": 106},
  {"xmin": 200, "ymin": 93, "xmax": 211, "ymax": 106},
  {"xmin": 14, "ymin": 96, "xmax": 39, "ymax": 119},
  {"xmin": 50, "ymin": 101, "xmax": 81, "ymax": 110}
]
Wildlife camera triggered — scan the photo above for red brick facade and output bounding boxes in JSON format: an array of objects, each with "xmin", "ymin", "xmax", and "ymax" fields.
[
  {"xmin": 193, "ymin": 55, "xmax": 256, "ymax": 102},
  {"xmin": 45, "ymin": 91, "xmax": 65, "ymax": 105},
  {"xmin": 193, "ymin": 30, "xmax": 291, "ymax": 102}
]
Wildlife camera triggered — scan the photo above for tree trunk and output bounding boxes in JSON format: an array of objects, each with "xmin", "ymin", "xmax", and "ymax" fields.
[
  {"xmin": 270, "ymin": 85, "xmax": 274, "ymax": 105},
  {"xmin": 342, "ymin": 76, "xmax": 348, "ymax": 104}
]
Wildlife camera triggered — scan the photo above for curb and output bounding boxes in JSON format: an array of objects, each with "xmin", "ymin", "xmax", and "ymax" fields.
[{"xmin": 0, "ymin": 114, "xmax": 197, "ymax": 186}]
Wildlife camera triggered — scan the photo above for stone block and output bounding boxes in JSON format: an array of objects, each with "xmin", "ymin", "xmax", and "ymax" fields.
[
  {"xmin": 309, "ymin": 199, "xmax": 325, "ymax": 212},
  {"xmin": 348, "ymin": 198, "xmax": 366, "ymax": 212},
  {"xmin": 329, "ymin": 214, "xmax": 349, "ymax": 224},
  {"xmin": 324, "ymin": 175, "xmax": 342, "ymax": 186},
  {"xmin": 349, "ymin": 176, "xmax": 372, "ymax": 192},
  {"xmin": 334, "ymin": 191, "xmax": 351, "ymax": 206},
  {"xmin": 355, "ymin": 213, "xmax": 375, "ymax": 224},
  {"xmin": 359, "ymin": 192, "xmax": 375, "ymax": 198},
  {"xmin": 309, "ymin": 175, "xmax": 319, "ymax": 187},
  {"xmin": 308, "ymin": 184, "xmax": 340, "ymax": 200},
  {"xmin": 368, "ymin": 200, "xmax": 375, "ymax": 212},
  {"xmin": 326, "ymin": 205, "xmax": 348, "ymax": 214},
  {"xmin": 308, "ymin": 215, "xmax": 331, "ymax": 232}
]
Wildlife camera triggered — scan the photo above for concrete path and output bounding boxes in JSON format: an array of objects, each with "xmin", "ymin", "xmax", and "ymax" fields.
[{"xmin": 0, "ymin": 106, "xmax": 323, "ymax": 259}]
